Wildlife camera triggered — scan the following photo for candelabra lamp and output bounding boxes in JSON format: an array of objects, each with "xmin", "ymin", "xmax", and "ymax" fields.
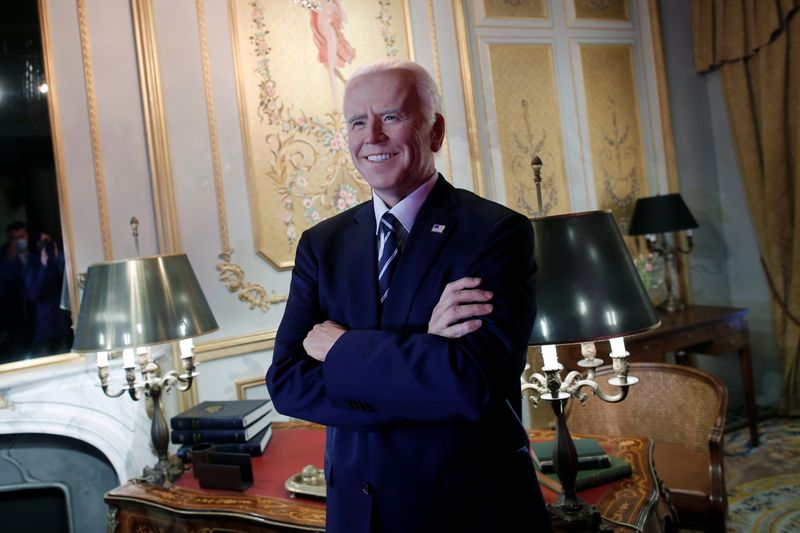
[
  {"xmin": 72, "ymin": 242, "xmax": 218, "ymax": 487},
  {"xmin": 522, "ymin": 162, "xmax": 659, "ymax": 530},
  {"xmin": 628, "ymin": 193, "xmax": 698, "ymax": 312}
]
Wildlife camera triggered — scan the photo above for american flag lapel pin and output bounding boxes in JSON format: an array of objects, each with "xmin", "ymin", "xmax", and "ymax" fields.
[{"xmin": 431, "ymin": 224, "xmax": 446, "ymax": 234}]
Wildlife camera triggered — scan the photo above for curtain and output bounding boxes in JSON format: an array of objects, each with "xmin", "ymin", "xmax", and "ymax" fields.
[{"xmin": 692, "ymin": 0, "xmax": 800, "ymax": 414}]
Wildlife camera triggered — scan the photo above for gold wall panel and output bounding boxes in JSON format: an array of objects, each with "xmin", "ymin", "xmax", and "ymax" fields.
[
  {"xmin": 574, "ymin": 0, "xmax": 628, "ymax": 21},
  {"xmin": 483, "ymin": 0, "xmax": 547, "ymax": 19},
  {"xmin": 488, "ymin": 44, "xmax": 569, "ymax": 216},
  {"xmin": 230, "ymin": 0, "xmax": 411, "ymax": 269},
  {"xmin": 580, "ymin": 44, "xmax": 648, "ymax": 228}
]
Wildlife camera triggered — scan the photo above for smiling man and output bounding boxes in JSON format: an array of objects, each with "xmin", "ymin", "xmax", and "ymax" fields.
[{"xmin": 266, "ymin": 61, "xmax": 551, "ymax": 533}]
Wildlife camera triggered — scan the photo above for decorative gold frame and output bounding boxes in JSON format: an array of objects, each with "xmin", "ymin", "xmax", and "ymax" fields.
[
  {"xmin": 453, "ymin": 0, "xmax": 487, "ymax": 197},
  {"xmin": 130, "ymin": 0, "xmax": 181, "ymax": 254},
  {"xmin": 76, "ymin": 0, "xmax": 112, "ymax": 261},
  {"xmin": 229, "ymin": 0, "xmax": 414, "ymax": 270},
  {"xmin": 194, "ymin": 330, "xmax": 277, "ymax": 363},
  {"xmin": 452, "ymin": 0, "xmax": 690, "ymax": 298},
  {"xmin": 0, "ymin": 0, "xmax": 84, "ymax": 375},
  {"xmin": 235, "ymin": 375, "xmax": 269, "ymax": 400}
]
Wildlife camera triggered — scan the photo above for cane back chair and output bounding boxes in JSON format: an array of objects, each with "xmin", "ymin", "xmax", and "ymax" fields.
[{"xmin": 565, "ymin": 362, "xmax": 728, "ymax": 532}]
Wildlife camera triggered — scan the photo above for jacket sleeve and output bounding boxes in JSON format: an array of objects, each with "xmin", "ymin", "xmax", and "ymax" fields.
[
  {"xmin": 323, "ymin": 213, "xmax": 535, "ymax": 422},
  {"xmin": 266, "ymin": 231, "xmax": 405, "ymax": 429}
]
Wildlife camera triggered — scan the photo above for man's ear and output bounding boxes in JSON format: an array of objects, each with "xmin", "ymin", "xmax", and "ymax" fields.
[{"xmin": 430, "ymin": 114, "xmax": 446, "ymax": 152}]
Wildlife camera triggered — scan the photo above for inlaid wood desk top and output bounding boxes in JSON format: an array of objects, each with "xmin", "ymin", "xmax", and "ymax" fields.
[
  {"xmin": 529, "ymin": 430, "xmax": 675, "ymax": 532},
  {"xmin": 105, "ymin": 423, "xmax": 674, "ymax": 532}
]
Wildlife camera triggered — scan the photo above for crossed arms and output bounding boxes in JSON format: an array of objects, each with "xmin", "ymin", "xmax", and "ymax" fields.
[{"xmin": 266, "ymin": 213, "xmax": 535, "ymax": 429}]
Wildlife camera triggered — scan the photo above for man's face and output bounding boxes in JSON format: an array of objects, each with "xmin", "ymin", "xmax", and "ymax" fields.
[
  {"xmin": 9, "ymin": 228, "xmax": 27, "ymax": 244},
  {"xmin": 344, "ymin": 70, "xmax": 444, "ymax": 207}
]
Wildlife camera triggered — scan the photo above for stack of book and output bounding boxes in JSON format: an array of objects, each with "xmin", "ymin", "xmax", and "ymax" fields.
[
  {"xmin": 172, "ymin": 399, "xmax": 274, "ymax": 462},
  {"xmin": 532, "ymin": 438, "xmax": 631, "ymax": 493}
]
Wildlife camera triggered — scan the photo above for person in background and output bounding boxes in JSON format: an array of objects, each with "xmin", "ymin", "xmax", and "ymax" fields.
[
  {"xmin": 0, "ymin": 221, "xmax": 34, "ymax": 359},
  {"xmin": 267, "ymin": 60, "xmax": 550, "ymax": 533},
  {"xmin": 23, "ymin": 230, "xmax": 72, "ymax": 356}
]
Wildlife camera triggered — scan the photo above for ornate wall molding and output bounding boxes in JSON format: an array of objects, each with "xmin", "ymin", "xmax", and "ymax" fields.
[
  {"xmin": 130, "ymin": 0, "xmax": 182, "ymax": 253},
  {"xmin": 452, "ymin": 0, "xmax": 486, "ymax": 197},
  {"xmin": 0, "ymin": 353, "xmax": 81, "ymax": 376},
  {"xmin": 196, "ymin": 0, "xmax": 287, "ymax": 311},
  {"xmin": 426, "ymin": 0, "xmax": 453, "ymax": 181},
  {"xmin": 39, "ymin": 0, "xmax": 79, "ymax": 324},
  {"xmin": 235, "ymin": 375, "xmax": 268, "ymax": 400},
  {"xmin": 76, "ymin": 0, "xmax": 112, "ymax": 260},
  {"xmin": 194, "ymin": 329, "xmax": 277, "ymax": 362}
]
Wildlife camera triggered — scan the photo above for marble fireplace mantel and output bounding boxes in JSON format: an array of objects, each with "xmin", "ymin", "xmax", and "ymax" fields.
[{"xmin": 0, "ymin": 355, "xmax": 154, "ymax": 483}]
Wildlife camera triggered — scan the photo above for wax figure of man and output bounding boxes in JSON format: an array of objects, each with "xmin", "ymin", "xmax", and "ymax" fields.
[{"xmin": 266, "ymin": 61, "xmax": 551, "ymax": 533}]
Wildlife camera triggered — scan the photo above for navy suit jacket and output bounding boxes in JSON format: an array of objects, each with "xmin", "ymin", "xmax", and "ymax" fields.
[{"xmin": 267, "ymin": 176, "xmax": 551, "ymax": 533}]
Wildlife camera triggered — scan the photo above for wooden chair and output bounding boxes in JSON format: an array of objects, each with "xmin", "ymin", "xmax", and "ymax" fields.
[{"xmin": 565, "ymin": 362, "xmax": 728, "ymax": 532}]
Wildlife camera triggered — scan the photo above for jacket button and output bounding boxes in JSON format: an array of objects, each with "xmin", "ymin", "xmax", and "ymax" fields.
[{"xmin": 361, "ymin": 481, "xmax": 372, "ymax": 495}]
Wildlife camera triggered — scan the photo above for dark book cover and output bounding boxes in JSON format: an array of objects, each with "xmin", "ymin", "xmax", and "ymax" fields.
[
  {"xmin": 532, "ymin": 438, "xmax": 611, "ymax": 473},
  {"xmin": 170, "ymin": 399, "xmax": 272, "ymax": 430},
  {"xmin": 177, "ymin": 425, "xmax": 273, "ymax": 461},
  {"xmin": 171, "ymin": 412, "xmax": 271, "ymax": 444},
  {"xmin": 536, "ymin": 455, "xmax": 632, "ymax": 493}
]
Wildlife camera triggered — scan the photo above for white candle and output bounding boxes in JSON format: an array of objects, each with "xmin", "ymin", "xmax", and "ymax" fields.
[
  {"xmin": 122, "ymin": 349, "xmax": 136, "ymax": 368},
  {"xmin": 609, "ymin": 337, "xmax": 627, "ymax": 356},
  {"xmin": 541, "ymin": 344, "xmax": 561, "ymax": 370},
  {"xmin": 96, "ymin": 351, "xmax": 108, "ymax": 368},
  {"xmin": 179, "ymin": 338, "xmax": 194, "ymax": 359}
]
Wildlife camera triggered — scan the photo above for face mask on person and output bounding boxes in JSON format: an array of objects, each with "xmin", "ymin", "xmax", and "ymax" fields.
[{"xmin": 16, "ymin": 239, "xmax": 28, "ymax": 251}]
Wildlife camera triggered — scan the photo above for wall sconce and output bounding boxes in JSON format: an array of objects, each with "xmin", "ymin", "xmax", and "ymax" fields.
[{"xmin": 628, "ymin": 193, "xmax": 698, "ymax": 312}]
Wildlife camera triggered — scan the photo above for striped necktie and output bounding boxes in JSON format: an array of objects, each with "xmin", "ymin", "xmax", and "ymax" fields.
[{"xmin": 378, "ymin": 212, "xmax": 401, "ymax": 304}]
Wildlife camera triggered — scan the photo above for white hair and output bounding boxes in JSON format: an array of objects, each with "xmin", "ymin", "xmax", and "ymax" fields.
[{"xmin": 345, "ymin": 60, "xmax": 442, "ymax": 125}]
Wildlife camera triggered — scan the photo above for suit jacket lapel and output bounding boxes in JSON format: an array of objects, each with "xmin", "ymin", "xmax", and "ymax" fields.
[
  {"xmin": 381, "ymin": 176, "xmax": 458, "ymax": 328},
  {"xmin": 344, "ymin": 203, "xmax": 380, "ymax": 328}
]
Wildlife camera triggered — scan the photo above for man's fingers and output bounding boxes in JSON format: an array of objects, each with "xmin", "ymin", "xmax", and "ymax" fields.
[
  {"xmin": 445, "ymin": 277, "xmax": 482, "ymax": 292},
  {"xmin": 447, "ymin": 302, "xmax": 492, "ymax": 322},
  {"xmin": 440, "ymin": 319, "xmax": 483, "ymax": 338}
]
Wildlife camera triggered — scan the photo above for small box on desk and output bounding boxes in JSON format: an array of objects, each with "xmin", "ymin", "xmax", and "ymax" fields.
[{"xmin": 193, "ymin": 450, "xmax": 254, "ymax": 491}]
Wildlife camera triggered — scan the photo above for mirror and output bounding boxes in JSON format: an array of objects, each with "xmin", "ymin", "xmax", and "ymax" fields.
[{"xmin": 0, "ymin": 1, "xmax": 73, "ymax": 366}]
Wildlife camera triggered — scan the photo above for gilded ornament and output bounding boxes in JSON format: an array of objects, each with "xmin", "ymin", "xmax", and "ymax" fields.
[{"xmin": 217, "ymin": 252, "xmax": 288, "ymax": 312}]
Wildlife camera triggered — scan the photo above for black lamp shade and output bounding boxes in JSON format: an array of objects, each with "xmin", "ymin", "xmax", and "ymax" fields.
[
  {"xmin": 628, "ymin": 193, "xmax": 698, "ymax": 235},
  {"xmin": 529, "ymin": 211, "xmax": 659, "ymax": 345}
]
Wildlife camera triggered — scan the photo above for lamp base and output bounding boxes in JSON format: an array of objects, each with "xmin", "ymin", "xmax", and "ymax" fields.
[
  {"xmin": 548, "ymin": 497, "xmax": 612, "ymax": 532},
  {"xmin": 658, "ymin": 291, "xmax": 685, "ymax": 313},
  {"xmin": 139, "ymin": 455, "xmax": 186, "ymax": 488}
]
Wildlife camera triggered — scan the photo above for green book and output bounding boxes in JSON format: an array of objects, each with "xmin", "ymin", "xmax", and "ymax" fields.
[
  {"xmin": 532, "ymin": 438, "xmax": 611, "ymax": 473},
  {"xmin": 536, "ymin": 455, "xmax": 632, "ymax": 493}
]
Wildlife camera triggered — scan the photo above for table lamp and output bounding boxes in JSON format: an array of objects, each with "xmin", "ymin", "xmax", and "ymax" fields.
[
  {"xmin": 522, "ymin": 158, "xmax": 659, "ymax": 530},
  {"xmin": 72, "ymin": 224, "xmax": 218, "ymax": 487},
  {"xmin": 628, "ymin": 193, "xmax": 698, "ymax": 312}
]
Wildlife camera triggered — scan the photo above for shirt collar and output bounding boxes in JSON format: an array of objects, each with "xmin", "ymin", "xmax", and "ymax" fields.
[{"xmin": 372, "ymin": 173, "xmax": 438, "ymax": 234}]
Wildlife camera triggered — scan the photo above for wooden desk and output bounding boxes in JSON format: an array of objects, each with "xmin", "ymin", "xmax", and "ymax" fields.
[
  {"xmin": 529, "ymin": 430, "xmax": 676, "ymax": 533},
  {"xmin": 105, "ymin": 423, "xmax": 674, "ymax": 532},
  {"xmin": 105, "ymin": 421, "xmax": 326, "ymax": 532},
  {"xmin": 559, "ymin": 304, "xmax": 758, "ymax": 446}
]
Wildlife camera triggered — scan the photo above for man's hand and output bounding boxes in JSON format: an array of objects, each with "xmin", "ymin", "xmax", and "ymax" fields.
[
  {"xmin": 303, "ymin": 320, "xmax": 347, "ymax": 362},
  {"xmin": 428, "ymin": 277, "xmax": 493, "ymax": 338}
]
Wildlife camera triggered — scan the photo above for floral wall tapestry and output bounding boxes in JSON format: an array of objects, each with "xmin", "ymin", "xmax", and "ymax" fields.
[{"xmin": 230, "ymin": 0, "xmax": 411, "ymax": 268}]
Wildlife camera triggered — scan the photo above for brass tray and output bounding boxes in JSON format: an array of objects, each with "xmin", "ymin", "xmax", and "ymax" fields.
[{"xmin": 285, "ymin": 464, "xmax": 326, "ymax": 499}]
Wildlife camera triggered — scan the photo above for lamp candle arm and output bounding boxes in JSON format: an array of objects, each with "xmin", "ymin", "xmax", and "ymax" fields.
[
  {"xmin": 125, "ymin": 367, "xmax": 143, "ymax": 401},
  {"xmin": 520, "ymin": 344, "xmax": 637, "ymax": 530},
  {"xmin": 97, "ymin": 366, "xmax": 125, "ymax": 398}
]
